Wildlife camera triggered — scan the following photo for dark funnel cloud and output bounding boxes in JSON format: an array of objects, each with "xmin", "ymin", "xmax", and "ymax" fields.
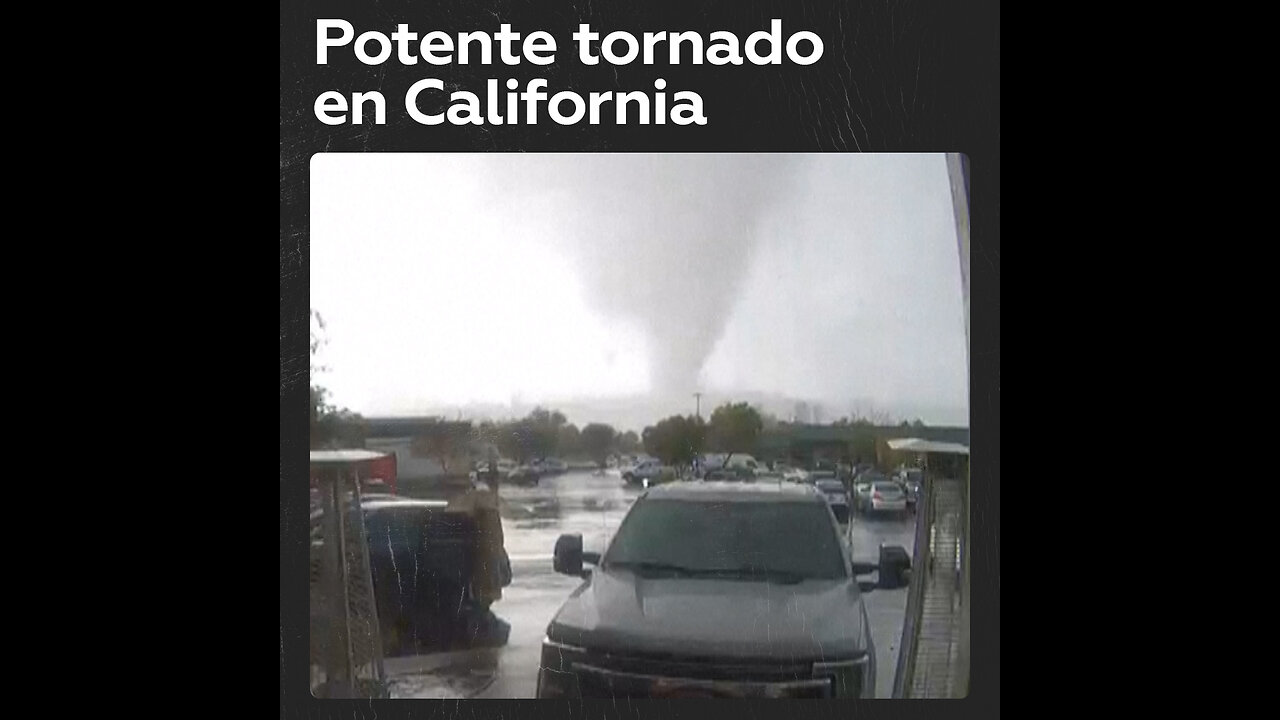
[{"xmin": 487, "ymin": 155, "xmax": 799, "ymax": 399}]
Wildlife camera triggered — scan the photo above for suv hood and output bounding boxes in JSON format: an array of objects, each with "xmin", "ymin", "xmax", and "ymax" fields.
[{"xmin": 547, "ymin": 568, "xmax": 868, "ymax": 661}]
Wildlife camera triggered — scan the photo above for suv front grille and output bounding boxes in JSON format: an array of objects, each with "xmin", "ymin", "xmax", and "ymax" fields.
[
  {"xmin": 559, "ymin": 648, "xmax": 867, "ymax": 698},
  {"xmin": 573, "ymin": 662, "xmax": 833, "ymax": 698}
]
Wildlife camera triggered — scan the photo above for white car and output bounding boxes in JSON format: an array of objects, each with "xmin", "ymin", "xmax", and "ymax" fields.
[
  {"xmin": 622, "ymin": 458, "xmax": 665, "ymax": 485},
  {"xmin": 867, "ymin": 481, "xmax": 908, "ymax": 515},
  {"xmin": 754, "ymin": 469, "xmax": 785, "ymax": 484},
  {"xmin": 783, "ymin": 467, "xmax": 811, "ymax": 483},
  {"xmin": 540, "ymin": 457, "xmax": 569, "ymax": 474}
]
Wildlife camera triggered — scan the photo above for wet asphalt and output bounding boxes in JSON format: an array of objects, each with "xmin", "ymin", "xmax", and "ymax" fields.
[{"xmin": 383, "ymin": 469, "xmax": 917, "ymax": 699}]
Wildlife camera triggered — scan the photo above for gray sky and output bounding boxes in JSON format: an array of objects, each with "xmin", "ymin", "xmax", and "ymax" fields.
[{"xmin": 310, "ymin": 153, "xmax": 968, "ymax": 429}]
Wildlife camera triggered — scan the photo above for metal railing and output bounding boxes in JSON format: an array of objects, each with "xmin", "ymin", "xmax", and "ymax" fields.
[
  {"xmin": 892, "ymin": 464, "xmax": 969, "ymax": 698},
  {"xmin": 890, "ymin": 151, "xmax": 973, "ymax": 699},
  {"xmin": 310, "ymin": 465, "xmax": 388, "ymax": 698}
]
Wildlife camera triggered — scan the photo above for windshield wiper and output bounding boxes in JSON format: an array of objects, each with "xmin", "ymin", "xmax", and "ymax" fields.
[
  {"xmin": 605, "ymin": 560, "xmax": 701, "ymax": 577},
  {"xmin": 700, "ymin": 566, "xmax": 809, "ymax": 584}
]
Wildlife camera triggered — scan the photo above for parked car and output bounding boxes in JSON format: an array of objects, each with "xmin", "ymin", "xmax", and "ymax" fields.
[
  {"xmin": 812, "ymin": 459, "xmax": 838, "ymax": 474},
  {"xmin": 708, "ymin": 463, "xmax": 764, "ymax": 482},
  {"xmin": 540, "ymin": 479, "xmax": 911, "ymax": 691},
  {"xmin": 538, "ymin": 482, "xmax": 911, "ymax": 698},
  {"xmin": 754, "ymin": 468, "xmax": 785, "ymax": 484},
  {"xmin": 814, "ymin": 478, "xmax": 852, "ymax": 529},
  {"xmin": 541, "ymin": 457, "xmax": 569, "ymax": 474},
  {"xmin": 622, "ymin": 458, "xmax": 665, "ymax": 485},
  {"xmin": 783, "ymin": 466, "xmax": 811, "ymax": 483},
  {"xmin": 807, "ymin": 469, "xmax": 837, "ymax": 486},
  {"xmin": 310, "ymin": 498, "xmax": 511, "ymax": 655},
  {"xmin": 696, "ymin": 453, "xmax": 760, "ymax": 477},
  {"xmin": 866, "ymin": 481, "xmax": 908, "ymax": 516},
  {"xmin": 895, "ymin": 468, "xmax": 924, "ymax": 511},
  {"xmin": 724, "ymin": 454, "xmax": 761, "ymax": 472},
  {"xmin": 772, "ymin": 460, "xmax": 796, "ymax": 473},
  {"xmin": 507, "ymin": 465, "xmax": 542, "ymax": 486},
  {"xmin": 851, "ymin": 471, "xmax": 886, "ymax": 511},
  {"xmin": 852, "ymin": 482, "xmax": 873, "ymax": 512}
]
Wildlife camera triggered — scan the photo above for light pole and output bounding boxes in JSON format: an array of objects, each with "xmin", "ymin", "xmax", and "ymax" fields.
[{"xmin": 693, "ymin": 392, "xmax": 704, "ymax": 480}]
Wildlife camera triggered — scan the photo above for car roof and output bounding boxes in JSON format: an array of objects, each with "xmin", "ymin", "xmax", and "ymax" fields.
[
  {"xmin": 641, "ymin": 481, "xmax": 823, "ymax": 504},
  {"xmin": 361, "ymin": 499, "xmax": 449, "ymax": 512},
  {"xmin": 309, "ymin": 449, "xmax": 392, "ymax": 465}
]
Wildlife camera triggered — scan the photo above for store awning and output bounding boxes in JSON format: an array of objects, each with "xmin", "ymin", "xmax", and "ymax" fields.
[{"xmin": 886, "ymin": 438, "xmax": 970, "ymax": 455}]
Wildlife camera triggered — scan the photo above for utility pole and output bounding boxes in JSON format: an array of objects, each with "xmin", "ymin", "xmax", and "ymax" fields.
[{"xmin": 694, "ymin": 392, "xmax": 702, "ymax": 419}]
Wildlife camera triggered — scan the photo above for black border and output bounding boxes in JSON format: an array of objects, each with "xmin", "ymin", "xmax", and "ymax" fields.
[{"xmin": 281, "ymin": 0, "xmax": 999, "ymax": 717}]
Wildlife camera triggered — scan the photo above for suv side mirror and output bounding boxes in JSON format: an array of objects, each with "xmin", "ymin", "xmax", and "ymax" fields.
[
  {"xmin": 878, "ymin": 545, "xmax": 911, "ymax": 589},
  {"xmin": 851, "ymin": 561, "xmax": 877, "ymax": 575},
  {"xmin": 553, "ymin": 533, "xmax": 584, "ymax": 575},
  {"xmin": 553, "ymin": 533, "xmax": 599, "ymax": 577}
]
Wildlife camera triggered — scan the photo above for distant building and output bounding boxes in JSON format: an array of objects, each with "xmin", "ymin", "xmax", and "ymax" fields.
[
  {"xmin": 792, "ymin": 402, "xmax": 811, "ymax": 424},
  {"xmin": 363, "ymin": 418, "xmax": 495, "ymax": 479},
  {"xmin": 757, "ymin": 424, "xmax": 970, "ymax": 470}
]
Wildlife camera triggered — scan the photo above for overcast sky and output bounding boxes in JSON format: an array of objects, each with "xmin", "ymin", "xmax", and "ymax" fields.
[{"xmin": 310, "ymin": 153, "xmax": 968, "ymax": 428}]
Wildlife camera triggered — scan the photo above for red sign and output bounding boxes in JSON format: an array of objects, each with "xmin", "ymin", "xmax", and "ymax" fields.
[
  {"xmin": 308, "ymin": 452, "xmax": 398, "ymax": 496},
  {"xmin": 367, "ymin": 453, "xmax": 397, "ymax": 494}
]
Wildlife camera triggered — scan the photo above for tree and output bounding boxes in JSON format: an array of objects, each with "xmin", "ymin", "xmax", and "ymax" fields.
[
  {"xmin": 528, "ymin": 406, "xmax": 567, "ymax": 429},
  {"xmin": 411, "ymin": 418, "xmax": 473, "ymax": 475},
  {"xmin": 580, "ymin": 423, "xmax": 617, "ymax": 468},
  {"xmin": 614, "ymin": 430, "xmax": 641, "ymax": 454},
  {"xmin": 912, "ymin": 418, "xmax": 926, "ymax": 428},
  {"xmin": 707, "ymin": 402, "xmax": 764, "ymax": 465},
  {"xmin": 557, "ymin": 423, "xmax": 582, "ymax": 458},
  {"xmin": 490, "ymin": 407, "xmax": 569, "ymax": 462},
  {"xmin": 309, "ymin": 309, "xmax": 366, "ymax": 449},
  {"xmin": 527, "ymin": 407, "xmax": 564, "ymax": 458},
  {"xmin": 642, "ymin": 415, "xmax": 705, "ymax": 466},
  {"xmin": 493, "ymin": 421, "xmax": 528, "ymax": 462},
  {"xmin": 309, "ymin": 310, "xmax": 329, "ymax": 444}
]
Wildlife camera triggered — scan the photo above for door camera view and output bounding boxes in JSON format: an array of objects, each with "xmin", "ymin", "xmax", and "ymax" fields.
[{"xmin": 308, "ymin": 153, "xmax": 970, "ymax": 699}]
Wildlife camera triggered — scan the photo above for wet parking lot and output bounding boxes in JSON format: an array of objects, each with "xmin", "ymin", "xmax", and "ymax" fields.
[{"xmin": 384, "ymin": 469, "xmax": 917, "ymax": 699}]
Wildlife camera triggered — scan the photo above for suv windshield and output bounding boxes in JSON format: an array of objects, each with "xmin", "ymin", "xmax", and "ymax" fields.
[{"xmin": 603, "ymin": 498, "xmax": 847, "ymax": 581}]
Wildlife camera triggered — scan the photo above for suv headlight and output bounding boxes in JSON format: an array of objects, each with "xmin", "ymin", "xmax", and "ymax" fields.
[
  {"xmin": 537, "ymin": 637, "xmax": 587, "ymax": 698},
  {"xmin": 813, "ymin": 655, "xmax": 871, "ymax": 698}
]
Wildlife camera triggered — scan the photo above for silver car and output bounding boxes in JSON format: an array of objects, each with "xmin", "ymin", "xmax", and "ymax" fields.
[{"xmin": 867, "ymin": 481, "xmax": 908, "ymax": 515}]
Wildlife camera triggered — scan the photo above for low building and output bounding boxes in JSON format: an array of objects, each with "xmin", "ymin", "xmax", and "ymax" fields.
[{"xmin": 758, "ymin": 424, "xmax": 970, "ymax": 470}]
